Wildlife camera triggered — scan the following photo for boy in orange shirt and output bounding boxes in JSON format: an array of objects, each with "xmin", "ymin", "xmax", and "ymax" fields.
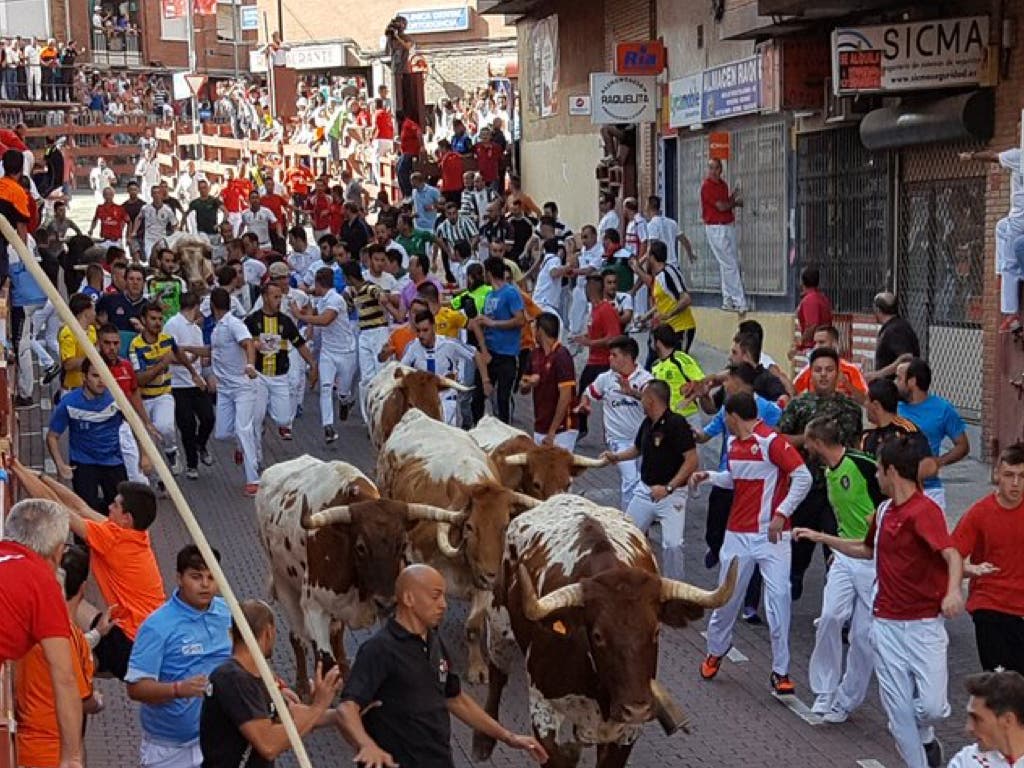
[
  {"xmin": 12, "ymin": 460, "xmax": 166, "ymax": 680},
  {"xmin": 15, "ymin": 545, "xmax": 104, "ymax": 768}
]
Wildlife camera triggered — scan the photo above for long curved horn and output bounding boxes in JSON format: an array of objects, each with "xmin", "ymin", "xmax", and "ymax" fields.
[
  {"xmin": 438, "ymin": 377, "xmax": 473, "ymax": 393},
  {"xmin": 405, "ymin": 503, "xmax": 466, "ymax": 524},
  {"xmin": 436, "ymin": 523, "xmax": 463, "ymax": 558},
  {"xmin": 660, "ymin": 558, "xmax": 738, "ymax": 608},
  {"xmin": 511, "ymin": 492, "xmax": 542, "ymax": 509},
  {"xmin": 571, "ymin": 453, "xmax": 608, "ymax": 468},
  {"xmin": 518, "ymin": 564, "xmax": 584, "ymax": 620},
  {"xmin": 300, "ymin": 504, "xmax": 352, "ymax": 530},
  {"xmin": 501, "ymin": 453, "xmax": 529, "ymax": 466}
]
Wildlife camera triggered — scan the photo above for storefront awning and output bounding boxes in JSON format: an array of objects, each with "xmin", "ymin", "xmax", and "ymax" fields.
[
  {"xmin": 478, "ymin": 0, "xmax": 547, "ymax": 15},
  {"xmin": 859, "ymin": 90, "xmax": 994, "ymax": 151}
]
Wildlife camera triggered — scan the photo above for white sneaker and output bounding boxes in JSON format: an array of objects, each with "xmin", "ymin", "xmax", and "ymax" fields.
[
  {"xmin": 811, "ymin": 693, "xmax": 834, "ymax": 715},
  {"xmin": 823, "ymin": 704, "xmax": 849, "ymax": 724},
  {"xmin": 167, "ymin": 451, "xmax": 182, "ymax": 476}
]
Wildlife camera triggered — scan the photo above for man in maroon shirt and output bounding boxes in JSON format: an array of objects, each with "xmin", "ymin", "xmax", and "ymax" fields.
[
  {"xmin": 521, "ymin": 312, "xmax": 578, "ymax": 450},
  {"xmin": 571, "ymin": 274, "xmax": 622, "ymax": 438},
  {"xmin": 794, "ymin": 266, "xmax": 833, "ymax": 351},
  {"xmin": 701, "ymin": 158, "xmax": 747, "ymax": 312},
  {"xmin": 473, "ymin": 127, "xmax": 503, "ymax": 194},
  {"xmin": 795, "ymin": 436, "xmax": 963, "ymax": 768},
  {"xmin": 0, "ymin": 499, "xmax": 84, "ymax": 767}
]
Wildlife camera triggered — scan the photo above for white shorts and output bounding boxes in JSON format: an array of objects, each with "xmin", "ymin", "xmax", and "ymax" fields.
[{"xmin": 139, "ymin": 734, "xmax": 202, "ymax": 768}]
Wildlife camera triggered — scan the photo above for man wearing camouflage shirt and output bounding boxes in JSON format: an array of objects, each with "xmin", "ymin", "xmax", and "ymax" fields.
[{"xmin": 777, "ymin": 347, "xmax": 863, "ymax": 600}]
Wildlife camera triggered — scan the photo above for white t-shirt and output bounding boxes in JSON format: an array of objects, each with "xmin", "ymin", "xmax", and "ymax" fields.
[
  {"xmin": 587, "ymin": 367, "xmax": 654, "ymax": 443},
  {"xmin": 381, "ymin": 240, "xmax": 409, "ymax": 270},
  {"xmin": 576, "ymin": 243, "xmax": 605, "ymax": 289},
  {"xmin": 210, "ymin": 312, "xmax": 252, "ymax": 386},
  {"xmin": 200, "ymin": 292, "xmax": 247, "ymax": 319},
  {"xmin": 947, "ymin": 744, "xmax": 1022, "ymax": 768},
  {"xmin": 164, "ymin": 312, "xmax": 204, "ymax": 388},
  {"xmin": 316, "ymin": 289, "xmax": 356, "ymax": 354},
  {"xmin": 999, "ymin": 148, "xmax": 1024, "ymax": 220},
  {"xmin": 251, "ymin": 287, "xmax": 310, "ymax": 324},
  {"xmin": 400, "ymin": 337, "xmax": 476, "ymax": 399},
  {"xmin": 597, "ymin": 209, "xmax": 620, "ymax": 238},
  {"xmin": 760, "ymin": 352, "xmax": 777, "ymax": 370},
  {"xmin": 364, "ymin": 271, "xmax": 398, "ymax": 292},
  {"xmin": 241, "ymin": 207, "xmax": 278, "ymax": 247},
  {"xmin": 242, "ymin": 257, "xmax": 267, "ymax": 287},
  {"xmin": 89, "ymin": 166, "xmax": 116, "ymax": 194},
  {"xmin": 23, "ymin": 44, "xmax": 40, "ymax": 66},
  {"xmin": 646, "ymin": 214, "xmax": 681, "ymax": 265},
  {"xmin": 624, "ymin": 215, "xmax": 648, "ymax": 257},
  {"xmin": 139, "ymin": 204, "xmax": 176, "ymax": 245},
  {"xmin": 613, "ymin": 292, "xmax": 634, "ymax": 316},
  {"xmin": 287, "ymin": 245, "xmax": 320, "ymax": 278},
  {"xmin": 532, "ymin": 252, "xmax": 563, "ymax": 312}
]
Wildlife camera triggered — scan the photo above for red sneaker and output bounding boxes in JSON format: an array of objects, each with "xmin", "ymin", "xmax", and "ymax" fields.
[
  {"xmin": 243, "ymin": 483, "xmax": 260, "ymax": 498},
  {"xmin": 770, "ymin": 672, "xmax": 795, "ymax": 695},
  {"xmin": 700, "ymin": 653, "xmax": 724, "ymax": 680},
  {"xmin": 278, "ymin": 426, "xmax": 293, "ymax": 441}
]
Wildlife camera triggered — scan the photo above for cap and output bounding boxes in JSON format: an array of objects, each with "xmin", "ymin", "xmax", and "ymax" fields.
[{"xmin": 268, "ymin": 262, "xmax": 290, "ymax": 279}]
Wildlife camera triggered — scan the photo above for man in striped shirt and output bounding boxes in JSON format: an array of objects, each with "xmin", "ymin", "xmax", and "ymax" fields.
[
  {"xmin": 437, "ymin": 201, "xmax": 479, "ymax": 261},
  {"xmin": 129, "ymin": 303, "xmax": 205, "ymax": 475},
  {"xmin": 343, "ymin": 260, "xmax": 402, "ymax": 422},
  {"xmin": 246, "ymin": 282, "xmax": 317, "ymax": 445}
]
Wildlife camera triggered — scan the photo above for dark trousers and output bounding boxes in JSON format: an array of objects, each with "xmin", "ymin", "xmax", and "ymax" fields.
[
  {"xmin": 577, "ymin": 363, "xmax": 607, "ymax": 435},
  {"xmin": 397, "ymin": 153, "xmax": 414, "ymax": 198},
  {"xmin": 472, "ymin": 353, "xmax": 517, "ymax": 424},
  {"xmin": 72, "ymin": 463, "xmax": 128, "ymax": 514},
  {"xmin": 973, "ymin": 609, "xmax": 1024, "ymax": 673},
  {"xmin": 93, "ymin": 623, "xmax": 133, "ymax": 680},
  {"xmin": 442, "ymin": 189, "xmax": 462, "ymax": 206},
  {"xmin": 704, "ymin": 486, "xmax": 760, "ymax": 609},
  {"xmin": 790, "ymin": 484, "xmax": 836, "ymax": 598},
  {"xmin": 173, "ymin": 387, "xmax": 215, "ymax": 469}
]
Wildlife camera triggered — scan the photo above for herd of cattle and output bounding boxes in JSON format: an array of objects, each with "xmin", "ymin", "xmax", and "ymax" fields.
[{"xmin": 255, "ymin": 362, "xmax": 738, "ymax": 768}]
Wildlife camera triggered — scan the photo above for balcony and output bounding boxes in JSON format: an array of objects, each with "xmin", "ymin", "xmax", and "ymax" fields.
[{"xmin": 90, "ymin": 30, "xmax": 143, "ymax": 68}]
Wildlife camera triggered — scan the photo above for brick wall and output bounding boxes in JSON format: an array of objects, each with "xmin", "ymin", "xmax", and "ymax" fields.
[{"xmin": 418, "ymin": 40, "xmax": 517, "ymax": 104}]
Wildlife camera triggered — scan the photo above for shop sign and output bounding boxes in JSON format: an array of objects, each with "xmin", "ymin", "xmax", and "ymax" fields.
[
  {"xmin": 700, "ymin": 56, "xmax": 762, "ymax": 123},
  {"xmin": 239, "ymin": 5, "xmax": 260, "ymax": 31},
  {"xmin": 615, "ymin": 41, "xmax": 666, "ymax": 76},
  {"xmin": 568, "ymin": 94, "xmax": 591, "ymax": 116},
  {"xmin": 831, "ymin": 16, "xmax": 989, "ymax": 94},
  {"xmin": 289, "ymin": 43, "xmax": 345, "ymax": 70},
  {"xmin": 400, "ymin": 6, "xmax": 470, "ymax": 35},
  {"xmin": 668, "ymin": 72, "xmax": 701, "ymax": 128},
  {"xmin": 590, "ymin": 73, "xmax": 657, "ymax": 125},
  {"xmin": 162, "ymin": 0, "xmax": 186, "ymax": 19},
  {"xmin": 709, "ymin": 132, "xmax": 730, "ymax": 160}
]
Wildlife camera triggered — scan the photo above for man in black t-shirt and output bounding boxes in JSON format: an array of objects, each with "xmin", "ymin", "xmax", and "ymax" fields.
[
  {"xmin": 869, "ymin": 291, "xmax": 920, "ymax": 380},
  {"xmin": 186, "ymin": 179, "xmax": 224, "ymax": 237},
  {"xmin": 338, "ymin": 565, "xmax": 546, "ymax": 768},
  {"xmin": 602, "ymin": 379, "xmax": 698, "ymax": 580},
  {"xmin": 200, "ymin": 599, "xmax": 341, "ymax": 768}
]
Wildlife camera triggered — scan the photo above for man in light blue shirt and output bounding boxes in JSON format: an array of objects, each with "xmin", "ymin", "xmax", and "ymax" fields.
[
  {"xmin": 410, "ymin": 172, "xmax": 442, "ymax": 231},
  {"xmin": 896, "ymin": 358, "xmax": 968, "ymax": 512},
  {"xmin": 469, "ymin": 256, "xmax": 525, "ymax": 425},
  {"xmin": 126, "ymin": 545, "xmax": 231, "ymax": 768}
]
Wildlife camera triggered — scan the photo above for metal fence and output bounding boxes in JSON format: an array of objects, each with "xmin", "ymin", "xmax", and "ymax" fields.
[
  {"xmin": 796, "ymin": 126, "xmax": 893, "ymax": 314},
  {"xmin": 898, "ymin": 144, "xmax": 986, "ymax": 421},
  {"xmin": 677, "ymin": 119, "xmax": 789, "ymax": 297}
]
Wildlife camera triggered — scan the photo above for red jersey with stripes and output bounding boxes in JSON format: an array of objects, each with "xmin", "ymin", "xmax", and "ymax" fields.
[{"xmin": 726, "ymin": 421, "xmax": 806, "ymax": 534}]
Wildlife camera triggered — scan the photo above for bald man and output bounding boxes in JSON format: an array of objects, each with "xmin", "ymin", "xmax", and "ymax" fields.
[
  {"xmin": 337, "ymin": 565, "xmax": 547, "ymax": 767},
  {"xmin": 868, "ymin": 291, "xmax": 920, "ymax": 382}
]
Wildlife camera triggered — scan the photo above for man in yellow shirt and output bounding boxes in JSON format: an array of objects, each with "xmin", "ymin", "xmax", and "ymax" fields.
[
  {"xmin": 59, "ymin": 294, "xmax": 98, "ymax": 393},
  {"xmin": 637, "ymin": 241, "xmax": 696, "ymax": 351}
]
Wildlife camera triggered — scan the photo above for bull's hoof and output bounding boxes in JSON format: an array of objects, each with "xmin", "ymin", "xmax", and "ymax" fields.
[
  {"xmin": 471, "ymin": 732, "xmax": 497, "ymax": 761},
  {"xmin": 465, "ymin": 663, "xmax": 489, "ymax": 685}
]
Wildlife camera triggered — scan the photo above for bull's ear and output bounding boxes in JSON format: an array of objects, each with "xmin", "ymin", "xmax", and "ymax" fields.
[
  {"xmin": 393, "ymin": 365, "xmax": 405, "ymax": 379},
  {"xmin": 660, "ymin": 600, "xmax": 705, "ymax": 628}
]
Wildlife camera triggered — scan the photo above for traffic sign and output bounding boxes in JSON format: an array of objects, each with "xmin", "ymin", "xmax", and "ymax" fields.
[{"xmin": 185, "ymin": 74, "xmax": 207, "ymax": 96}]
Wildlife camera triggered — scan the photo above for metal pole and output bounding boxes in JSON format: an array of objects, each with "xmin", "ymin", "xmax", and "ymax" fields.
[
  {"xmin": 277, "ymin": 0, "xmax": 283, "ymax": 40},
  {"xmin": 232, "ymin": 0, "xmax": 240, "ymax": 78},
  {"xmin": 0, "ymin": 213, "xmax": 316, "ymax": 768},
  {"xmin": 263, "ymin": 11, "xmax": 276, "ymax": 120}
]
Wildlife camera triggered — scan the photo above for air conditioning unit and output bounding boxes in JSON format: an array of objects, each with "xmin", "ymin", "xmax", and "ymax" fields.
[{"xmin": 824, "ymin": 77, "xmax": 871, "ymax": 124}]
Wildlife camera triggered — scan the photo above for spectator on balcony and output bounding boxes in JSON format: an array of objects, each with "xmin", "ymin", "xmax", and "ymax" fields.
[
  {"xmin": 57, "ymin": 41, "xmax": 76, "ymax": 102},
  {"xmin": 24, "ymin": 37, "xmax": 42, "ymax": 101},
  {"xmin": 40, "ymin": 39, "xmax": 58, "ymax": 102}
]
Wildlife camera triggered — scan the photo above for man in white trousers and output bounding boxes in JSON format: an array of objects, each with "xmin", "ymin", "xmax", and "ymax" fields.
[
  {"xmin": 691, "ymin": 391, "xmax": 812, "ymax": 696},
  {"xmin": 253, "ymin": 262, "xmax": 311, "ymax": 424},
  {"xmin": 567, "ymin": 225, "xmax": 605, "ymax": 337},
  {"xmin": 947, "ymin": 670, "xmax": 1024, "ymax": 768},
  {"xmin": 401, "ymin": 309, "xmax": 483, "ymax": 426},
  {"xmin": 802, "ymin": 417, "xmax": 885, "ymax": 723},
  {"xmin": 295, "ymin": 266, "xmax": 358, "ymax": 445},
  {"xmin": 343, "ymin": 257, "xmax": 400, "ymax": 423},
  {"xmin": 701, "ymin": 158, "xmax": 747, "ymax": 313},
  {"xmin": 583, "ymin": 335, "xmax": 651, "ymax": 509},
  {"xmin": 602, "ymin": 379, "xmax": 697, "ymax": 580},
  {"xmin": 794, "ymin": 435, "xmax": 964, "ymax": 768},
  {"xmin": 209, "ymin": 287, "xmax": 261, "ymax": 497}
]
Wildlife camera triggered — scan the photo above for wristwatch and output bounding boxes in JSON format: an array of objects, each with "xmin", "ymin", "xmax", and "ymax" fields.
[{"xmin": 665, "ymin": 484, "xmax": 675, "ymax": 494}]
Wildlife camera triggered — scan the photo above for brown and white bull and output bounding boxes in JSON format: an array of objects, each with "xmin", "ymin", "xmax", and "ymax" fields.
[
  {"xmin": 469, "ymin": 415, "xmax": 607, "ymax": 499},
  {"xmin": 365, "ymin": 361, "xmax": 472, "ymax": 449},
  {"xmin": 476, "ymin": 494, "xmax": 738, "ymax": 768},
  {"xmin": 377, "ymin": 409, "xmax": 539, "ymax": 682},
  {"xmin": 256, "ymin": 455, "xmax": 465, "ymax": 693}
]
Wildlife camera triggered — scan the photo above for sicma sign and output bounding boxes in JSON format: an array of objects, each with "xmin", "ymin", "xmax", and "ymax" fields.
[{"xmin": 832, "ymin": 16, "xmax": 990, "ymax": 95}]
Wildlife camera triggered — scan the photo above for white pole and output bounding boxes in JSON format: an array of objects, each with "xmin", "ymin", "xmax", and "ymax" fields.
[{"xmin": 0, "ymin": 214, "xmax": 316, "ymax": 768}]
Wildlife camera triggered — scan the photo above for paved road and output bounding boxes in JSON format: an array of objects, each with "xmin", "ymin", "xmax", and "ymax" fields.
[{"xmin": 17, "ymin": 296, "xmax": 990, "ymax": 765}]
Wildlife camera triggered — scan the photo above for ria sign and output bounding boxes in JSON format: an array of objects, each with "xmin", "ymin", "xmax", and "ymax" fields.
[
  {"xmin": 615, "ymin": 41, "xmax": 666, "ymax": 76},
  {"xmin": 590, "ymin": 73, "xmax": 657, "ymax": 125}
]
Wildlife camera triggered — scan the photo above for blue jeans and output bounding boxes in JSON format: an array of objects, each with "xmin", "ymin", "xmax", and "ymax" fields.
[{"xmin": 397, "ymin": 153, "xmax": 414, "ymax": 198}]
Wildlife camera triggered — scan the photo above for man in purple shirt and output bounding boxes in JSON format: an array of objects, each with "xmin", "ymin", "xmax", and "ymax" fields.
[{"xmin": 400, "ymin": 253, "xmax": 444, "ymax": 315}]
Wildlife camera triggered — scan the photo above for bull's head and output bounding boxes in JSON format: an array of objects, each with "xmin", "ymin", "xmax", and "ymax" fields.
[
  {"xmin": 502, "ymin": 448, "xmax": 607, "ymax": 498},
  {"xmin": 391, "ymin": 367, "xmax": 471, "ymax": 424},
  {"xmin": 436, "ymin": 483, "xmax": 540, "ymax": 589},
  {"xmin": 518, "ymin": 559, "xmax": 739, "ymax": 723},
  {"xmin": 301, "ymin": 498, "xmax": 465, "ymax": 611}
]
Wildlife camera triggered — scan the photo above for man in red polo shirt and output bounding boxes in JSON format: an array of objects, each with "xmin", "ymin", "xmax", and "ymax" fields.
[
  {"xmin": 370, "ymin": 97, "xmax": 394, "ymax": 185},
  {"xmin": 221, "ymin": 168, "xmax": 252, "ymax": 236},
  {"xmin": 284, "ymin": 163, "xmax": 314, "ymax": 220},
  {"xmin": 396, "ymin": 109, "xmax": 423, "ymax": 199},
  {"xmin": 473, "ymin": 126, "xmax": 503, "ymax": 194},
  {"xmin": 520, "ymin": 312, "xmax": 578, "ymax": 450},
  {"xmin": 437, "ymin": 139, "xmax": 464, "ymax": 206},
  {"xmin": 795, "ymin": 266, "xmax": 833, "ymax": 351},
  {"xmin": 305, "ymin": 176, "xmax": 333, "ymax": 241},
  {"xmin": 571, "ymin": 274, "xmax": 622, "ymax": 438},
  {"xmin": 89, "ymin": 187, "xmax": 129, "ymax": 247},
  {"xmin": 953, "ymin": 442, "xmax": 1024, "ymax": 674},
  {"xmin": 701, "ymin": 158, "xmax": 747, "ymax": 313},
  {"xmin": 0, "ymin": 499, "xmax": 84, "ymax": 768},
  {"xmin": 795, "ymin": 436, "xmax": 963, "ymax": 768}
]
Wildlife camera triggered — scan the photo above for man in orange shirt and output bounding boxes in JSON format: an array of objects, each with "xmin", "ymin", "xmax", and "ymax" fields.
[
  {"xmin": 378, "ymin": 297, "xmax": 429, "ymax": 362},
  {"xmin": 16, "ymin": 545, "xmax": 103, "ymax": 768},
  {"xmin": 284, "ymin": 163, "xmax": 314, "ymax": 221},
  {"xmin": 792, "ymin": 324, "xmax": 867, "ymax": 403},
  {"xmin": 13, "ymin": 460, "xmax": 165, "ymax": 680}
]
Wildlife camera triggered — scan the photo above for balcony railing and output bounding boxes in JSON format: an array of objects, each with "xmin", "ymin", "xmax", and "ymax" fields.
[{"xmin": 90, "ymin": 30, "xmax": 143, "ymax": 68}]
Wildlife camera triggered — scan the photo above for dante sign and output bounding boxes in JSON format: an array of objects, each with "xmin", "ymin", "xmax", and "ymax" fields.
[
  {"xmin": 590, "ymin": 73, "xmax": 657, "ymax": 125},
  {"xmin": 832, "ymin": 16, "xmax": 989, "ymax": 94}
]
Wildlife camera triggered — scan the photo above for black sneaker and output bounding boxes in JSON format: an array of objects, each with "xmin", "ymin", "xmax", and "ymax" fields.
[
  {"xmin": 14, "ymin": 395, "xmax": 33, "ymax": 408},
  {"xmin": 42, "ymin": 362, "xmax": 61, "ymax": 384},
  {"xmin": 924, "ymin": 739, "xmax": 943, "ymax": 768},
  {"xmin": 338, "ymin": 402, "xmax": 350, "ymax": 421},
  {"xmin": 325, "ymin": 426, "xmax": 338, "ymax": 443},
  {"xmin": 199, "ymin": 448, "xmax": 213, "ymax": 466}
]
